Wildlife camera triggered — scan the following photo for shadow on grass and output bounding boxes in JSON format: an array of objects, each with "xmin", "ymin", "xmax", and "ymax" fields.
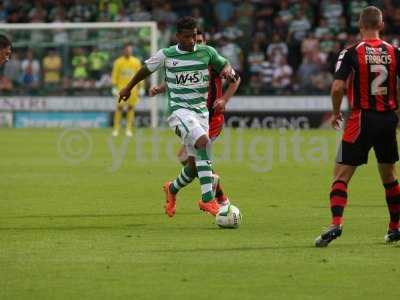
[
  {"xmin": 0, "ymin": 223, "xmax": 149, "ymax": 231},
  {"xmin": 134, "ymin": 245, "xmax": 317, "ymax": 253},
  {"xmin": 311, "ymin": 204, "xmax": 385, "ymax": 209},
  {"xmin": 2, "ymin": 212, "xmax": 198, "ymax": 219}
]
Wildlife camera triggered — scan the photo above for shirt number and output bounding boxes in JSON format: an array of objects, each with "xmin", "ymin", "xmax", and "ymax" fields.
[{"xmin": 370, "ymin": 65, "xmax": 388, "ymax": 95}]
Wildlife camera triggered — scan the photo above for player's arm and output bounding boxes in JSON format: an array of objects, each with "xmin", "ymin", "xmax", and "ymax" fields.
[
  {"xmin": 214, "ymin": 72, "xmax": 241, "ymax": 113},
  {"xmin": 137, "ymin": 60, "xmax": 146, "ymax": 96},
  {"xmin": 119, "ymin": 49, "xmax": 165, "ymax": 102},
  {"xmin": 119, "ymin": 66, "xmax": 152, "ymax": 101},
  {"xmin": 149, "ymin": 82, "xmax": 167, "ymax": 97},
  {"xmin": 331, "ymin": 48, "xmax": 352, "ymax": 129},
  {"xmin": 207, "ymin": 45, "xmax": 237, "ymax": 83}
]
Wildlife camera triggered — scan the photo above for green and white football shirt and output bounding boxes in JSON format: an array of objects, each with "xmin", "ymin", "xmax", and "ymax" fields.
[{"xmin": 145, "ymin": 44, "xmax": 227, "ymax": 116}]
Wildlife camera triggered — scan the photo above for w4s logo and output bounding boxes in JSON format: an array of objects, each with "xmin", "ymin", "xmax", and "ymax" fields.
[{"xmin": 175, "ymin": 72, "xmax": 203, "ymax": 85}]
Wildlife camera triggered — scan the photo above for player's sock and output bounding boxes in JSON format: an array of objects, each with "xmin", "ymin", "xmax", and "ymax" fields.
[
  {"xmin": 169, "ymin": 165, "xmax": 196, "ymax": 194},
  {"xmin": 196, "ymin": 148, "xmax": 213, "ymax": 202},
  {"xmin": 384, "ymin": 180, "xmax": 400, "ymax": 230},
  {"xmin": 113, "ymin": 110, "xmax": 122, "ymax": 131},
  {"xmin": 126, "ymin": 109, "xmax": 134, "ymax": 131},
  {"xmin": 330, "ymin": 180, "xmax": 348, "ymax": 226}
]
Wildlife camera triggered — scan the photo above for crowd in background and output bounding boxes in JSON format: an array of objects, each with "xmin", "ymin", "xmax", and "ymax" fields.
[{"xmin": 0, "ymin": 0, "xmax": 399, "ymax": 96}]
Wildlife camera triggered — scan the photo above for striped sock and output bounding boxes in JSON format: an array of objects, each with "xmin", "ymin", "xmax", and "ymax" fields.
[
  {"xmin": 196, "ymin": 148, "xmax": 213, "ymax": 202},
  {"xmin": 170, "ymin": 165, "xmax": 196, "ymax": 194},
  {"xmin": 384, "ymin": 180, "xmax": 400, "ymax": 230},
  {"xmin": 330, "ymin": 180, "xmax": 348, "ymax": 226}
]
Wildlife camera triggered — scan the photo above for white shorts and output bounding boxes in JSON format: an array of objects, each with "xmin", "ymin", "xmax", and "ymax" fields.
[{"xmin": 167, "ymin": 109, "xmax": 209, "ymax": 157}]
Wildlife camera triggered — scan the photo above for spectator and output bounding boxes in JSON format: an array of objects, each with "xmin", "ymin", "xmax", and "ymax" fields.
[
  {"xmin": 267, "ymin": 33, "xmax": 289, "ymax": 65},
  {"xmin": 236, "ymin": 0, "xmax": 254, "ymax": 39},
  {"xmin": 258, "ymin": 57, "xmax": 279, "ymax": 94},
  {"xmin": 71, "ymin": 47, "xmax": 89, "ymax": 89},
  {"xmin": 153, "ymin": 2, "xmax": 178, "ymax": 27},
  {"xmin": 213, "ymin": 0, "xmax": 235, "ymax": 25},
  {"xmin": 99, "ymin": 0, "xmax": 122, "ymax": 21},
  {"xmin": 42, "ymin": 49, "xmax": 62, "ymax": 91},
  {"xmin": 272, "ymin": 56, "xmax": 293, "ymax": 92},
  {"xmin": 88, "ymin": 46, "xmax": 109, "ymax": 87},
  {"xmin": 314, "ymin": 18, "xmax": 331, "ymax": 39},
  {"xmin": 28, "ymin": 2, "xmax": 47, "ymax": 23},
  {"xmin": 288, "ymin": 9, "xmax": 311, "ymax": 44},
  {"xmin": 321, "ymin": 0, "xmax": 344, "ymax": 31},
  {"xmin": 4, "ymin": 0, "xmax": 400, "ymax": 96},
  {"xmin": 247, "ymin": 41, "xmax": 264, "ymax": 77},
  {"xmin": 4, "ymin": 52, "xmax": 21, "ymax": 88},
  {"xmin": 130, "ymin": 2, "xmax": 151, "ymax": 21},
  {"xmin": 0, "ymin": 2, "xmax": 8, "ymax": 23},
  {"xmin": 297, "ymin": 53, "xmax": 322, "ymax": 92},
  {"xmin": 20, "ymin": 49, "xmax": 40, "ymax": 91},
  {"xmin": 310, "ymin": 65, "xmax": 333, "ymax": 93},
  {"xmin": 218, "ymin": 36, "xmax": 244, "ymax": 75},
  {"xmin": 253, "ymin": 19, "xmax": 268, "ymax": 47},
  {"xmin": 278, "ymin": 0, "xmax": 294, "ymax": 24},
  {"xmin": 67, "ymin": 0, "xmax": 96, "ymax": 22},
  {"xmin": 348, "ymin": 0, "xmax": 368, "ymax": 32}
]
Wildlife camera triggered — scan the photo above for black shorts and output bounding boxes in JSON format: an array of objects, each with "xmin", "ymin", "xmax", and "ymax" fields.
[{"xmin": 336, "ymin": 110, "xmax": 399, "ymax": 166}]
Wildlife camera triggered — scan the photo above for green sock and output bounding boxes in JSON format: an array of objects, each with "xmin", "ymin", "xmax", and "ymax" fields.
[
  {"xmin": 170, "ymin": 165, "xmax": 196, "ymax": 194},
  {"xmin": 195, "ymin": 148, "xmax": 213, "ymax": 202}
]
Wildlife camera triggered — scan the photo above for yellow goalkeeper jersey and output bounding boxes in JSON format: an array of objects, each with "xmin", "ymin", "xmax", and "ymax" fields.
[{"xmin": 111, "ymin": 55, "xmax": 143, "ymax": 97}]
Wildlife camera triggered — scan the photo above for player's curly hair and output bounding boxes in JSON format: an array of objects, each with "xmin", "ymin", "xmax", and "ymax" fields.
[
  {"xmin": 176, "ymin": 16, "xmax": 197, "ymax": 33},
  {"xmin": 0, "ymin": 34, "xmax": 11, "ymax": 49}
]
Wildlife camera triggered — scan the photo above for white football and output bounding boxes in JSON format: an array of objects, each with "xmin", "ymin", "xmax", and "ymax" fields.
[{"xmin": 216, "ymin": 204, "xmax": 242, "ymax": 228}]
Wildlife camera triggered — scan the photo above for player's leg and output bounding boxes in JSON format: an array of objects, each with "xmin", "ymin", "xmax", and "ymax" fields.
[
  {"xmin": 378, "ymin": 163, "xmax": 400, "ymax": 242},
  {"xmin": 126, "ymin": 105, "xmax": 134, "ymax": 136},
  {"xmin": 169, "ymin": 155, "xmax": 197, "ymax": 194},
  {"xmin": 315, "ymin": 163, "xmax": 357, "ymax": 247},
  {"xmin": 177, "ymin": 145, "xmax": 188, "ymax": 165},
  {"xmin": 112, "ymin": 104, "xmax": 124, "ymax": 136},
  {"xmin": 126, "ymin": 96, "xmax": 139, "ymax": 136},
  {"xmin": 330, "ymin": 163, "xmax": 357, "ymax": 225},
  {"xmin": 163, "ymin": 111, "xmax": 199, "ymax": 217},
  {"xmin": 374, "ymin": 111, "xmax": 400, "ymax": 242},
  {"xmin": 209, "ymin": 116, "xmax": 229, "ymax": 205},
  {"xmin": 316, "ymin": 110, "xmax": 370, "ymax": 247},
  {"xmin": 194, "ymin": 134, "xmax": 220, "ymax": 215}
]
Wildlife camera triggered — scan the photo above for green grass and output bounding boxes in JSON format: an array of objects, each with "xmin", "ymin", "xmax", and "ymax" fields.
[{"xmin": 1, "ymin": 128, "xmax": 400, "ymax": 299}]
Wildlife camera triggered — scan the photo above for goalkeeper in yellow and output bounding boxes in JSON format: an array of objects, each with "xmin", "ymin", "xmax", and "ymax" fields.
[{"xmin": 111, "ymin": 43, "xmax": 143, "ymax": 137}]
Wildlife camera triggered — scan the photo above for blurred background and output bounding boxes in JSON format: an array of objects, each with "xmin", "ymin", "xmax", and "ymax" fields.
[{"xmin": 0, "ymin": 0, "xmax": 397, "ymax": 129}]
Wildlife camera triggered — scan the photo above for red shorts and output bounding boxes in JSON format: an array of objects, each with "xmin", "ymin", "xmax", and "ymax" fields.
[{"xmin": 209, "ymin": 114, "xmax": 224, "ymax": 140}]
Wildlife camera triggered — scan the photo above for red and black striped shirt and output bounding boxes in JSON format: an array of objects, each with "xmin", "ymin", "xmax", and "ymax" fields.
[
  {"xmin": 207, "ymin": 67, "xmax": 223, "ymax": 119},
  {"xmin": 334, "ymin": 38, "xmax": 400, "ymax": 111}
]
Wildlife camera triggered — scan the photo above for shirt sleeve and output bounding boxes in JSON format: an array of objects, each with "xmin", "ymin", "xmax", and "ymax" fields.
[
  {"xmin": 334, "ymin": 48, "xmax": 352, "ymax": 81},
  {"xmin": 208, "ymin": 46, "xmax": 228, "ymax": 74},
  {"xmin": 144, "ymin": 49, "xmax": 166, "ymax": 73}
]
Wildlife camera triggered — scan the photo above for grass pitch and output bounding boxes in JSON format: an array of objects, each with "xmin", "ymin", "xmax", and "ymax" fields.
[{"xmin": 1, "ymin": 128, "xmax": 400, "ymax": 299}]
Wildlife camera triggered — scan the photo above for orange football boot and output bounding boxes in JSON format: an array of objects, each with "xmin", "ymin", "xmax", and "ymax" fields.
[
  {"xmin": 198, "ymin": 199, "xmax": 220, "ymax": 216},
  {"xmin": 163, "ymin": 182, "xmax": 177, "ymax": 217}
]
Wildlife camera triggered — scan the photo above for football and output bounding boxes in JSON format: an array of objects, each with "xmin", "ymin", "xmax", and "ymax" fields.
[{"xmin": 216, "ymin": 204, "xmax": 242, "ymax": 228}]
